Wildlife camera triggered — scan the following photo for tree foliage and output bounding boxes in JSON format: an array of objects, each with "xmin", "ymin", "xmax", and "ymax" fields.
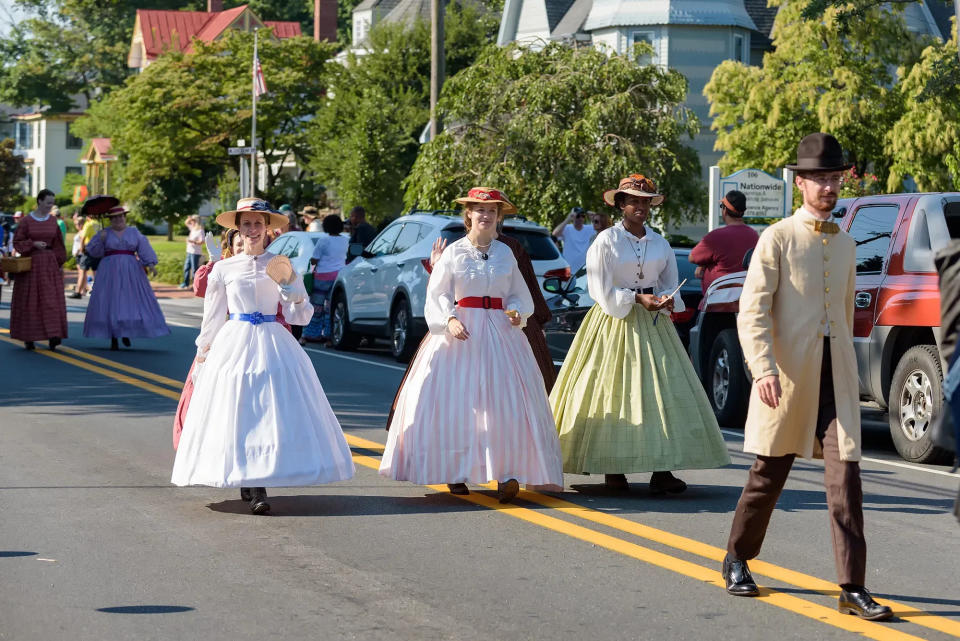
[
  {"xmin": 704, "ymin": 0, "xmax": 926, "ymax": 185},
  {"xmin": 0, "ymin": 0, "xmax": 189, "ymax": 111},
  {"xmin": 887, "ymin": 34, "xmax": 960, "ymax": 191},
  {"xmin": 73, "ymin": 31, "xmax": 335, "ymax": 232},
  {"xmin": 308, "ymin": 1, "xmax": 500, "ymax": 220},
  {"xmin": 0, "ymin": 138, "xmax": 27, "ymax": 212},
  {"xmin": 402, "ymin": 41, "xmax": 703, "ymax": 227}
]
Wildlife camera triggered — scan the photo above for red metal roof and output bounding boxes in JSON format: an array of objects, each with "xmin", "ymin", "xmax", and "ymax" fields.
[
  {"xmin": 135, "ymin": 6, "xmax": 301, "ymax": 61},
  {"xmin": 264, "ymin": 21, "xmax": 302, "ymax": 38}
]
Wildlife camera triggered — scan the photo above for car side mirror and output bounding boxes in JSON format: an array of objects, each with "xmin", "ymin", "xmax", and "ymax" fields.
[
  {"xmin": 742, "ymin": 248, "xmax": 754, "ymax": 270},
  {"xmin": 348, "ymin": 243, "xmax": 364, "ymax": 258},
  {"xmin": 543, "ymin": 277, "xmax": 564, "ymax": 294}
]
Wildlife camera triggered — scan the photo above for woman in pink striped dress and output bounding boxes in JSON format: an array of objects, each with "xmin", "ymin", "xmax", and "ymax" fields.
[{"xmin": 379, "ymin": 188, "xmax": 564, "ymax": 502}]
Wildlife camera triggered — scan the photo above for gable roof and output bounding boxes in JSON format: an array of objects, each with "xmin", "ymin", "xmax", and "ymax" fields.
[
  {"xmin": 550, "ymin": 0, "xmax": 593, "ymax": 37},
  {"xmin": 132, "ymin": 5, "xmax": 301, "ymax": 64},
  {"xmin": 584, "ymin": 0, "xmax": 757, "ymax": 33},
  {"xmin": 87, "ymin": 138, "xmax": 116, "ymax": 162},
  {"xmin": 925, "ymin": 0, "xmax": 954, "ymax": 40},
  {"xmin": 545, "ymin": 0, "xmax": 579, "ymax": 31}
]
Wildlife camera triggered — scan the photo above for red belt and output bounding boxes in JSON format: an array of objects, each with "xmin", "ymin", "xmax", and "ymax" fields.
[
  {"xmin": 456, "ymin": 296, "xmax": 503, "ymax": 309},
  {"xmin": 105, "ymin": 250, "xmax": 135, "ymax": 256}
]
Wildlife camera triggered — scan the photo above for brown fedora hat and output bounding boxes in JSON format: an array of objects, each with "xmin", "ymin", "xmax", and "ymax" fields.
[{"xmin": 785, "ymin": 133, "xmax": 853, "ymax": 172}]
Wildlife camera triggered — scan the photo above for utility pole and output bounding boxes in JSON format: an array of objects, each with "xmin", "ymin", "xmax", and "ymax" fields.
[
  {"xmin": 429, "ymin": 0, "xmax": 444, "ymax": 140},
  {"xmin": 251, "ymin": 28, "xmax": 259, "ymax": 197}
]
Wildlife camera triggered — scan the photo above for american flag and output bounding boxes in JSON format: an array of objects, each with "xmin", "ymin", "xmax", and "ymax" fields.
[{"xmin": 253, "ymin": 54, "xmax": 268, "ymax": 97}]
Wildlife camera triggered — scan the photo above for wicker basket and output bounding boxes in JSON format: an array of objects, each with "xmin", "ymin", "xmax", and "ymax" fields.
[{"xmin": 0, "ymin": 256, "xmax": 31, "ymax": 273}]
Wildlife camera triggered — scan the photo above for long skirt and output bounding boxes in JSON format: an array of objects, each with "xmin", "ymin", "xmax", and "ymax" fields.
[
  {"xmin": 10, "ymin": 251, "xmax": 67, "ymax": 341},
  {"xmin": 82, "ymin": 254, "xmax": 169, "ymax": 339},
  {"xmin": 549, "ymin": 304, "xmax": 730, "ymax": 474},
  {"xmin": 302, "ymin": 278, "xmax": 334, "ymax": 340},
  {"xmin": 171, "ymin": 320, "xmax": 354, "ymax": 487},
  {"xmin": 380, "ymin": 307, "xmax": 564, "ymax": 486}
]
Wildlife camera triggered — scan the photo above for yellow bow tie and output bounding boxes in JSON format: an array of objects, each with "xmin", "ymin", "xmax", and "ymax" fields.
[{"xmin": 807, "ymin": 219, "xmax": 840, "ymax": 234}]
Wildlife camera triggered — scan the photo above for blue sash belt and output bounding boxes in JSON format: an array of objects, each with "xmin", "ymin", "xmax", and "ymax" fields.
[{"xmin": 229, "ymin": 312, "xmax": 277, "ymax": 326}]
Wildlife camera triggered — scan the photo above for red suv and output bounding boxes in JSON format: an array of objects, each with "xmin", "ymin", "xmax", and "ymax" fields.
[{"xmin": 688, "ymin": 193, "xmax": 960, "ymax": 464}]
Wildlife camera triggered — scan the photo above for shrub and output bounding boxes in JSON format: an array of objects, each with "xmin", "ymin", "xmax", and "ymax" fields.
[{"xmin": 150, "ymin": 253, "xmax": 183, "ymax": 286}]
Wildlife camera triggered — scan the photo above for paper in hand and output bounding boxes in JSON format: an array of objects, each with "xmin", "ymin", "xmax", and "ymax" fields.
[{"xmin": 661, "ymin": 279, "xmax": 687, "ymax": 303}]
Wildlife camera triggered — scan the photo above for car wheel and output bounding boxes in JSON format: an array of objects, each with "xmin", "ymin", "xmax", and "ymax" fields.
[
  {"xmin": 330, "ymin": 292, "xmax": 359, "ymax": 351},
  {"xmin": 707, "ymin": 328, "xmax": 749, "ymax": 427},
  {"xmin": 888, "ymin": 345, "xmax": 951, "ymax": 464},
  {"xmin": 389, "ymin": 297, "xmax": 420, "ymax": 362}
]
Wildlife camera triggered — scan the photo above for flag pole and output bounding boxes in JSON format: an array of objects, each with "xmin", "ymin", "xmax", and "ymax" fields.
[{"xmin": 250, "ymin": 28, "xmax": 259, "ymax": 197}]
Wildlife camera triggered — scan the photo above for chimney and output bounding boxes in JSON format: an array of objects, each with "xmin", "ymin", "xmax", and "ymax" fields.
[
  {"xmin": 314, "ymin": 0, "xmax": 338, "ymax": 42},
  {"xmin": 207, "ymin": 0, "xmax": 223, "ymax": 12}
]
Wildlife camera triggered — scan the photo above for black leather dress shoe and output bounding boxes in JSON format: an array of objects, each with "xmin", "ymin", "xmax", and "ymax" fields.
[
  {"xmin": 121, "ymin": 337, "xmax": 131, "ymax": 347},
  {"xmin": 447, "ymin": 483, "xmax": 469, "ymax": 495},
  {"xmin": 24, "ymin": 341, "xmax": 35, "ymax": 351},
  {"xmin": 249, "ymin": 488, "xmax": 270, "ymax": 515},
  {"xmin": 649, "ymin": 471, "xmax": 687, "ymax": 495},
  {"xmin": 604, "ymin": 474, "xmax": 629, "ymax": 491},
  {"xmin": 838, "ymin": 587, "xmax": 893, "ymax": 621},
  {"xmin": 240, "ymin": 487, "xmax": 252, "ymax": 502},
  {"xmin": 722, "ymin": 555, "xmax": 760, "ymax": 596},
  {"xmin": 49, "ymin": 337, "xmax": 60, "ymax": 351}
]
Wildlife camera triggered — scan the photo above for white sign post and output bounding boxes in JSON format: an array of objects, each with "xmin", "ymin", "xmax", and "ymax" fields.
[{"xmin": 708, "ymin": 167, "xmax": 794, "ymax": 231}]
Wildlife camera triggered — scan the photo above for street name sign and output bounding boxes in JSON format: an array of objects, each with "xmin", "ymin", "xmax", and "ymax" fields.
[{"xmin": 228, "ymin": 146, "xmax": 255, "ymax": 156}]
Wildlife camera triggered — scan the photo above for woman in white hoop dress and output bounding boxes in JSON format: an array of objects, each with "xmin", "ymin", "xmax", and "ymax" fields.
[
  {"xmin": 379, "ymin": 187, "xmax": 563, "ymax": 502},
  {"xmin": 171, "ymin": 199, "xmax": 354, "ymax": 514}
]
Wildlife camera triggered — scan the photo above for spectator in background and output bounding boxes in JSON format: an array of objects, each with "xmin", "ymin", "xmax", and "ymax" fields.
[
  {"xmin": 52, "ymin": 206, "xmax": 67, "ymax": 239},
  {"xmin": 300, "ymin": 206, "xmax": 323, "ymax": 232},
  {"xmin": 688, "ymin": 190, "xmax": 759, "ymax": 295},
  {"xmin": 302, "ymin": 214, "xmax": 349, "ymax": 345},
  {"xmin": 279, "ymin": 204, "xmax": 300, "ymax": 232},
  {"xmin": 179, "ymin": 215, "xmax": 206, "ymax": 289},
  {"xmin": 590, "ymin": 211, "xmax": 611, "ymax": 236},
  {"xmin": 348, "ymin": 206, "xmax": 376, "ymax": 249},
  {"xmin": 552, "ymin": 206, "xmax": 595, "ymax": 273},
  {"xmin": 72, "ymin": 206, "xmax": 101, "ymax": 298}
]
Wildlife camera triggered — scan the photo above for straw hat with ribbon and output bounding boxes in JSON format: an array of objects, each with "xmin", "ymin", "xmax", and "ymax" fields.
[
  {"xmin": 215, "ymin": 197, "xmax": 289, "ymax": 230},
  {"xmin": 602, "ymin": 174, "xmax": 664, "ymax": 208},
  {"xmin": 454, "ymin": 187, "xmax": 518, "ymax": 215},
  {"xmin": 103, "ymin": 206, "xmax": 129, "ymax": 218}
]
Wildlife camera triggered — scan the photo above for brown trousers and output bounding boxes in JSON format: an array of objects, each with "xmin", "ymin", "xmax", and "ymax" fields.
[{"xmin": 726, "ymin": 341, "xmax": 867, "ymax": 586}]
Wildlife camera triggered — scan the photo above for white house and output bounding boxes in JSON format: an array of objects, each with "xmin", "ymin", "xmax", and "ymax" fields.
[{"xmin": 12, "ymin": 112, "xmax": 86, "ymax": 197}]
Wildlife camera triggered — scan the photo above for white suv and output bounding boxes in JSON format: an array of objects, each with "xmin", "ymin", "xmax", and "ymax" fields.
[{"xmin": 331, "ymin": 211, "xmax": 569, "ymax": 361}]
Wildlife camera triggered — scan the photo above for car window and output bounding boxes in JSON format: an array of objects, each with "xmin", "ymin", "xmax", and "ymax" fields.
[
  {"xmin": 847, "ymin": 204, "xmax": 900, "ymax": 274},
  {"xmin": 367, "ymin": 223, "xmax": 403, "ymax": 256},
  {"xmin": 267, "ymin": 236, "xmax": 289, "ymax": 255},
  {"xmin": 502, "ymin": 229, "xmax": 561, "ymax": 260},
  {"xmin": 674, "ymin": 252, "xmax": 699, "ymax": 285},
  {"xmin": 392, "ymin": 223, "xmax": 422, "ymax": 254},
  {"xmin": 945, "ymin": 201, "xmax": 960, "ymax": 239},
  {"xmin": 280, "ymin": 237, "xmax": 301, "ymax": 258},
  {"xmin": 440, "ymin": 226, "xmax": 466, "ymax": 245}
]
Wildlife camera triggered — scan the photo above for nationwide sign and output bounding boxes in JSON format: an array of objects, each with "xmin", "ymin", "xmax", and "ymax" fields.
[
  {"xmin": 228, "ymin": 146, "xmax": 256, "ymax": 156},
  {"xmin": 720, "ymin": 168, "xmax": 788, "ymax": 218}
]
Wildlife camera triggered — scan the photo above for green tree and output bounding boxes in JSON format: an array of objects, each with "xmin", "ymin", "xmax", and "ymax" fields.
[
  {"xmin": 0, "ymin": 138, "xmax": 27, "ymax": 212},
  {"xmin": 308, "ymin": 1, "xmax": 500, "ymax": 220},
  {"xmin": 887, "ymin": 35, "xmax": 960, "ymax": 191},
  {"xmin": 402, "ymin": 41, "xmax": 702, "ymax": 226},
  {"xmin": 73, "ymin": 30, "xmax": 336, "ymax": 237},
  {"xmin": 704, "ymin": 0, "xmax": 926, "ymax": 185},
  {"xmin": 0, "ymin": 0, "xmax": 189, "ymax": 111}
]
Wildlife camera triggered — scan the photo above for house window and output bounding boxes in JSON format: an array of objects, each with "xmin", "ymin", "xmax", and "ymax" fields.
[
  {"xmin": 15, "ymin": 122, "xmax": 33, "ymax": 150},
  {"xmin": 65, "ymin": 123, "xmax": 83, "ymax": 149},
  {"xmin": 733, "ymin": 34, "xmax": 745, "ymax": 62},
  {"xmin": 65, "ymin": 166, "xmax": 83, "ymax": 175},
  {"xmin": 22, "ymin": 171, "xmax": 32, "ymax": 196},
  {"xmin": 630, "ymin": 31, "xmax": 655, "ymax": 65}
]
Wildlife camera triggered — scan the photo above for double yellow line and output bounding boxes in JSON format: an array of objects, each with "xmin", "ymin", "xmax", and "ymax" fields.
[{"xmin": 4, "ymin": 329, "xmax": 958, "ymax": 641}]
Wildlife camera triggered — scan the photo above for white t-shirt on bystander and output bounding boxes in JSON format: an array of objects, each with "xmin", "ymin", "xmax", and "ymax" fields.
[
  {"xmin": 560, "ymin": 224, "xmax": 595, "ymax": 272},
  {"xmin": 186, "ymin": 228, "xmax": 205, "ymax": 255}
]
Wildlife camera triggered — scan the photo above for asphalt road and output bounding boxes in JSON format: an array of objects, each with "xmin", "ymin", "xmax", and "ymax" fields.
[{"xmin": 1, "ymin": 288, "xmax": 958, "ymax": 641}]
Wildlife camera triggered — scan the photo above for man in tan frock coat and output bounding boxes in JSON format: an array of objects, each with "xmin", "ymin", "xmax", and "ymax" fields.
[{"xmin": 720, "ymin": 133, "xmax": 892, "ymax": 621}]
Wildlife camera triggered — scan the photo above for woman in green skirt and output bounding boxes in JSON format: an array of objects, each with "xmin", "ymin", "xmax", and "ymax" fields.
[{"xmin": 549, "ymin": 175, "xmax": 730, "ymax": 493}]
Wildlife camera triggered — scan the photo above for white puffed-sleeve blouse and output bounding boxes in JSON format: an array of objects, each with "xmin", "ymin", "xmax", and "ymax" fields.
[{"xmin": 586, "ymin": 223, "xmax": 685, "ymax": 320}]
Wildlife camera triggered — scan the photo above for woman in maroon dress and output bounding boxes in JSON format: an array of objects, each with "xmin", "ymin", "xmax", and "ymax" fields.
[{"xmin": 10, "ymin": 189, "xmax": 67, "ymax": 350}]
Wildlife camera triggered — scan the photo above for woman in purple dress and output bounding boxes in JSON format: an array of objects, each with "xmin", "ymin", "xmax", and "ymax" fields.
[{"xmin": 82, "ymin": 206, "xmax": 170, "ymax": 350}]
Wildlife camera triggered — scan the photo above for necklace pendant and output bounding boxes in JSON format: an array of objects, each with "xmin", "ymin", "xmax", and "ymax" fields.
[
  {"xmin": 482, "ymin": 252, "xmax": 488, "ymax": 261},
  {"xmin": 639, "ymin": 270, "xmax": 644, "ymax": 279}
]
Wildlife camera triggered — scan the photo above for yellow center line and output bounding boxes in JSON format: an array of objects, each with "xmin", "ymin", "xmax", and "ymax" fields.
[
  {"xmin": 0, "ymin": 328, "xmax": 184, "ymax": 390},
  {"xmin": 344, "ymin": 433, "xmax": 960, "ymax": 639},
  {"xmin": 8, "ymin": 335, "xmax": 954, "ymax": 640}
]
